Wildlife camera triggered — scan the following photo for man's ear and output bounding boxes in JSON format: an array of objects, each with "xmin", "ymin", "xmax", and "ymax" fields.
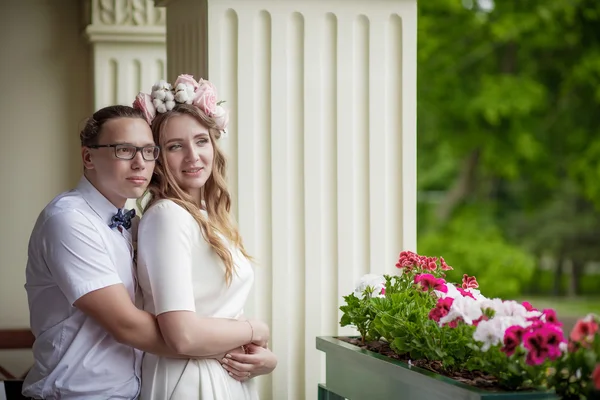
[{"xmin": 82, "ymin": 147, "xmax": 94, "ymax": 170}]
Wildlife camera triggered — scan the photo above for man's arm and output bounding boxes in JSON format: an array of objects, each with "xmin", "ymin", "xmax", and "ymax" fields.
[
  {"xmin": 42, "ymin": 211, "xmax": 222, "ymax": 358},
  {"xmin": 74, "ymin": 284, "xmax": 223, "ymax": 357}
]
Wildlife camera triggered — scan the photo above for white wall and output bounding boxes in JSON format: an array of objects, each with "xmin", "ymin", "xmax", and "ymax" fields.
[{"xmin": 0, "ymin": 0, "xmax": 92, "ymax": 375}]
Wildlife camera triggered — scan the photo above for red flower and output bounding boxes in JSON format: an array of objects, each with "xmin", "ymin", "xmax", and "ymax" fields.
[
  {"xmin": 523, "ymin": 323, "xmax": 565, "ymax": 365},
  {"xmin": 522, "ymin": 301, "xmax": 537, "ymax": 312},
  {"xmin": 395, "ymin": 250, "xmax": 421, "ymax": 272},
  {"xmin": 569, "ymin": 318, "xmax": 599, "ymax": 344},
  {"xmin": 440, "ymin": 257, "xmax": 453, "ymax": 271},
  {"xmin": 429, "ymin": 297, "xmax": 454, "ymax": 322},
  {"xmin": 415, "ymin": 274, "xmax": 448, "ymax": 293},
  {"xmin": 592, "ymin": 364, "xmax": 600, "ymax": 390},
  {"xmin": 457, "ymin": 287, "xmax": 476, "ymax": 299},
  {"xmin": 473, "ymin": 315, "xmax": 489, "ymax": 326},
  {"xmin": 541, "ymin": 309, "xmax": 562, "ymax": 327},
  {"xmin": 501, "ymin": 325, "xmax": 526, "ymax": 357},
  {"xmin": 462, "ymin": 274, "xmax": 479, "ymax": 289},
  {"xmin": 523, "ymin": 329, "xmax": 549, "ymax": 366}
]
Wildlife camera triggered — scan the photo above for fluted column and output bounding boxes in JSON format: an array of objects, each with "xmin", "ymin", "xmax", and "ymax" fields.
[
  {"xmin": 155, "ymin": 1, "xmax": 417, "ymax": 399},
  {"xmin": 84, "ymin": 0, "xmax": 167, "ymax": 109}
]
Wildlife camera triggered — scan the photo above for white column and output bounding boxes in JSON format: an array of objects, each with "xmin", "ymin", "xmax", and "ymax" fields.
[
  {"xmin": 84, "ymin": 0, "xmax": 167, "ymax": 109},
  {"xmin": 155, "ymin": 1, "xmax": 417, "ymax": 399}
]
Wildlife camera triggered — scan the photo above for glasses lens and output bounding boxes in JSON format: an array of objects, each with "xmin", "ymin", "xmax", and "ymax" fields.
[
  {"xmin": 142, "ymin": 146, "xmax": 159, "ymax": 161},
  {"xmin": 115, "ymin": 145, "xmax": 136, "ymax": 160}
]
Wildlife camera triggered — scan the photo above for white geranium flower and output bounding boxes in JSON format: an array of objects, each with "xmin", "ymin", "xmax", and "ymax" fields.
[
  {"xmin": 498, "ymin": 300, "xmax": 528, "ymax": 318},
  {"xmin": 164, "ymin": 91, "xmax": 174, "ymax": 102},
  {"xmin": 473, "ymin": 315, "xmax": 531, "ymax": 352},
  {"xmin": 466, "ymin": 288, "xmax": 487, "ymax": 302},
  {"xmin": 439, "ymin": 295, "xmax": 483, "ymax": 326},
  {"xmin": 435, "ymin": 282, "xmax": 461, "ymax": 299},
  {"xmin": 473, "ymin": 318, "xmax": 506, "ymax": 351},
  {"xmin": 354, "ymin": 274, "xmax": 386, "ymax": 299},
  {"xmin": 165, "ymin": 100, "xmax": 176, "ymax": 111},
  {"xmin": 480, "ymin": 298, "xmax": 505, "ymax": 314}
]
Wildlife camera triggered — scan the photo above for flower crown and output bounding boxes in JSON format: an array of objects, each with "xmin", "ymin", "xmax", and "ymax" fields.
[{"xmin": 132, "ymin": 74, "xmax": 229, "ymax": 135}]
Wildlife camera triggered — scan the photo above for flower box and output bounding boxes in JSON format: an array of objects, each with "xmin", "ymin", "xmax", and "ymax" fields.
[{"xmin": 316, "ymin": 336, "xmax": 559, "ymax": 400}]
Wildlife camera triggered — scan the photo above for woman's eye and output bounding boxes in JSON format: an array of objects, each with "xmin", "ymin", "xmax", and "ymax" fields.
[
  {"xmin": 168, "ymin": 144, "xmax": 182, "ymax": 151},
  {"xmin": 197, "ymin": 138, "xmax": 209, "ymax": 145}
]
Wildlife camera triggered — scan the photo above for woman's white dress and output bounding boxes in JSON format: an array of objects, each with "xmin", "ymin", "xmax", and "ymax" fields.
[{"xmin": 136, "ymin": 199, "xmax": 258, "ymax": 400}]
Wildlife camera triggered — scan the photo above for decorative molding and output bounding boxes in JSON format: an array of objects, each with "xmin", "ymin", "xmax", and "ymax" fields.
[
  {"xmin": 95, "ymin": 0, "xmax": 165, "ymax": 27},
  {"xmin": 84, "ymin": 0, "xmax": 166, "ymax": 44}
]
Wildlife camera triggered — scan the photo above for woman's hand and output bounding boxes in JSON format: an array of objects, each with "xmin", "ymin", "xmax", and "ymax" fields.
[
  {"xmin": 210, "ymin": 345, "xmax": 245, "ymax": 362},
  {"xmin": 220, "ymin": 344, "xmax": 277, "ymax": 382}
]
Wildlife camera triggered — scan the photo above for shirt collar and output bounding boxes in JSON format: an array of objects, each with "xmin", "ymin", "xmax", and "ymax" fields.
[{"xmin": 76, "ymin": 176, "xmax": 120, "ymax": 226}]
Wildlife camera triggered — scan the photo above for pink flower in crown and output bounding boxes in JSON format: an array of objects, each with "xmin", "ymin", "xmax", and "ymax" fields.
[
  {"xmin": 213, "ymin": 105, "xmax": 230, "ymax": 131},
  {"xmin": 133, "ymin": 92, "xmax": 156, "ymax": 124},
  {"xmin": 174, "ymin": 74, "xmax": 199, "ymax": 91},
  {"xmin": 193, "ymin": 79, "xmax": 218, "ymax": 116}
]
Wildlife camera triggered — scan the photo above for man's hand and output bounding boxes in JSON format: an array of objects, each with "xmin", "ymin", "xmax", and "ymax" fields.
[{"xmin": 220, "ymin": 344, "xmax": 277, "ymax": 382}]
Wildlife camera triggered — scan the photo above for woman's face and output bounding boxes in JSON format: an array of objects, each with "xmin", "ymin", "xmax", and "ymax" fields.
[{"xmin": 161, "ymin": 114, "xmax": 214, "ymax": 200}]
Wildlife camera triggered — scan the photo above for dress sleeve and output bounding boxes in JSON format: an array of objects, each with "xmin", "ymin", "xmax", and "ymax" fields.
[
  {"xmin": 137, "ymin": 201, "xmax": 196, "ymax": 315},
  {"xmin": 42, "ymin": 211, "xmax": 122, "ymax": 305}
]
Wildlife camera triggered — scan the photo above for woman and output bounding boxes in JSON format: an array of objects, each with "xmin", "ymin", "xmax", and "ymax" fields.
[{"xmin": 134, "ymin": 75, "xmax": 276, "ymax": 399}]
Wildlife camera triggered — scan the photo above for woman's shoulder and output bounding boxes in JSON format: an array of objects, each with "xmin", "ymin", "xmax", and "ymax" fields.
[{"xmin": 139, "ymin": 199, "xmax": 195, "ymax": 227}]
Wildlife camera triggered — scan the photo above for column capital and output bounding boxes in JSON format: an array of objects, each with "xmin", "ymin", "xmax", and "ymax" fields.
[{"xmin": 84, "ymin": 0, "xmax": 166, "ymax": 44}]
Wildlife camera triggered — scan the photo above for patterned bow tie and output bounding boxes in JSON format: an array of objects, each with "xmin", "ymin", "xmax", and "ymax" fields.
[{"xmin": 109, "ymin": 208, "xmax": 136, "ymax": 230}]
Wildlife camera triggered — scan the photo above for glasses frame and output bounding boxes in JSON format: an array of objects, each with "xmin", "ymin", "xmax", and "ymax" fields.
[{"xmin": 88, "ymin": 144, "xmax": 160, "ymax": 161}]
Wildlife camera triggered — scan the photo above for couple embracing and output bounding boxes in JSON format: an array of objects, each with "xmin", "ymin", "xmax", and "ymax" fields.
[{"xmin": 22, "ymin": 75, "xmax": 276, "ymax": 399}]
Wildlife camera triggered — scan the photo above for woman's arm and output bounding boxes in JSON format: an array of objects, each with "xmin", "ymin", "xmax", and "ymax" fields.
[
  {"xmin": 138, "ymin": 201, "xmax": 270, "ymax": 357},
  {"xmin": 157, "ymin": 312, "xmax": 269, "ymax": 356}
]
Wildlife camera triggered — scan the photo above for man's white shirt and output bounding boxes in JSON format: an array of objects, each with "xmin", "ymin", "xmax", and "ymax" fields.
[{"xmin": 22, "ymin": 176, "xmax": 142, "ymax": 399}]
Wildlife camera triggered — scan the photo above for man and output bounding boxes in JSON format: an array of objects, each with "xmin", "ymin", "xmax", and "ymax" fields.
[{"xmin": 22, "ymin": 105, "xmax": 176, "ymax": 399}]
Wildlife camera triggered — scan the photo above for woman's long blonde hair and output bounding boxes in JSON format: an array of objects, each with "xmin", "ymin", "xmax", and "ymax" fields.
[{"xmin": 144, "ymin": 103, "xmax": 250, "ymax": 284}]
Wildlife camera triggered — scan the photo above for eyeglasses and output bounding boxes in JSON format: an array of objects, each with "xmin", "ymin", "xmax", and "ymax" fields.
[{"xmin": 88, "ymin": 144, "xmax": 160, "ymax": 161}]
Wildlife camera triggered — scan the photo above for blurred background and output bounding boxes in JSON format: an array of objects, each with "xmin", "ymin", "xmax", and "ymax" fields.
[
  {"xmin": 2, "ymin": 0, "xmax": 600, "ymax": 398},
  {"xmin": 416, "ymin": 0, "xmax": 600, "ymax": 326}
]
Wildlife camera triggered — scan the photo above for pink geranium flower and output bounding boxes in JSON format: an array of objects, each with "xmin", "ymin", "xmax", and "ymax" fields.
[
  {"xmin": 593, "ymin": 364, "xmax": 600, "ymax": 390},
  {"xmin": 457, "ymin": 287, "xmax": 476, "ymax": 300},
  {"xmin": 429, "ymin": 297, "xmax": 454, "ymax": 322},
  {"xmin": 501, "ymin": 325, "xmax": 526, "ymax": 357},
  {"xmin": 569, "ymin": 317, "xmax": 598, "ymax": 344},
  {"xmin": 414, "ymin": 274, "xmax": 448, "ymax": 293},
  {"xmin": 462, "ymin": 274, "xmax": 479, "ymax": 289},
  {"xmin": 541, "ymin": 309, "xmax": 562, "ymax": 327},
  {"xmin": 522, "ymin": 301, "xmax": 537, "ymax": 312},
  {"xmin": 440, "ymin": 257, "xmax": 453, "ymax": 271},
  {"xmin": 395, "ymin": 250, "xmax": 421, "ymax": 272}
]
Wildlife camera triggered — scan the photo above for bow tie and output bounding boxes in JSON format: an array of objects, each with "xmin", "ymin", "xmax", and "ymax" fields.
[{"xmin": 109, "ymin": 208, "xmax": 136, "ymax": 230}]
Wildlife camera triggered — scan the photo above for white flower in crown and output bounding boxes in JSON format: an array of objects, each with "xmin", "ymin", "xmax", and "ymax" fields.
[
  {"xmin": 152, "ymin": 80, "xmax": 171, "ymax": 92},
  {"xmin": 151, "ymin": 80, "xmax": 176, "ymax": 113},
  {"xmin": 174, "ymin": 83, "xmax": 196, "ymax": 104}
]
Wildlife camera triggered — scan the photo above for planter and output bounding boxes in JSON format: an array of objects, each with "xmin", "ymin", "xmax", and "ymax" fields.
[{"xmin": 316, "ymin": 336, "xmax": 559, "ymax": 400}]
